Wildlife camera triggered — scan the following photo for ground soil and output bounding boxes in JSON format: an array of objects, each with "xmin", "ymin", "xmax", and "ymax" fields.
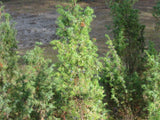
[{"xmin": 3, "ymin": 0, "xmax": 158, "ymax": 61}]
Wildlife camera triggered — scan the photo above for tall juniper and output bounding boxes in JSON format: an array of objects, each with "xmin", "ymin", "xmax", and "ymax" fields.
[{"xmin": 51, "ymin": 1, "xmax": 106, "ymax": 119}]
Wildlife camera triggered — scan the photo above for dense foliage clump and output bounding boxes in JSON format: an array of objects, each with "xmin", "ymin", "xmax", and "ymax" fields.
[
  {"xmin": 153, "ymin": 0, "xmax": 160, "ymax": 31},
  {"xmin": 1, "ymin": 0, "xmax": 160, "ymax": 119},
  {"xmin": 142, "ymin": 52, "xmax": 160, "ymax": 120},
  {"xmin": 109, "ymin": 0, "xmax": 145, "ymax": 74},
  {"xmin": 0, "ymin": 5, "xmax": 55, "ymax": 119},
  {"xmin": 101, "ymin": 0, "xmax": 160, "ymax": 119},
  {"xmin": 51, "ymin": 2, "xmax": 106, "ymax": 119}
]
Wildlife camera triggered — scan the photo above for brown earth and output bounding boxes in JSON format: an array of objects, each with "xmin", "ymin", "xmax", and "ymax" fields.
[{"xmin": 3, "ymin": 0, "xmax": 158, "ymax": 61}]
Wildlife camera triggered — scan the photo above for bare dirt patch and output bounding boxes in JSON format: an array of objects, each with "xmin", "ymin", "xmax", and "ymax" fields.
[{"xmin": 3, "ymin": 0, "xmax": 159, "ymax": 59}]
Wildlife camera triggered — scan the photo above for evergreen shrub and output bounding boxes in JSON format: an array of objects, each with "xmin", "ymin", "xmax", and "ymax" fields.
[
  {"xmin": 51, "ymin": 2, "xmax": 107, "ymax": 119},
  {"xmin": 101, "ymin": 0, "xmax": 147, "ymax": 119},
  {"xmin": 0, "ymin": 4, "xmax": 19, "ymax": 119},
  {"xmin": 153, "ymin": 0, "xmax": 160, "ymax": 31},
  {"xmin": 109, "ymin": 0, "xmax": 145, "ymax": 74},
  {"xmin": 142, "ymin": 52, "xmax": 160, "ymax": 120},
  {"xmin": 0, "ymin": 5, "xmax": 55, "ymax": 119}
]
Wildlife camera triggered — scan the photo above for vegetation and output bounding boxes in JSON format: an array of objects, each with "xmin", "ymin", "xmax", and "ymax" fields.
[
  {"xmin": 108, "ymin": 0, "xmax": 145, "ymax": 74},
  {"xmin": 101, "ymin": 0, "xmax": 160, "ymax": 119},
  {"xmin": 153, "ymin": 0, "xmax": 160, "ymax": 31},
  {"xmin": 51, "ymin": 3, "xmax": 106, "ymax": 119},
  {"xmin": 0, "ymin": 5, "xmax": 55, "ymax": 119},
  {"xmin": 0, "ymin": 4, "xmax": 19, "ymax": 119},
  {"xmin": 0, "ymin": 0, "xmax": 160, "ymax": 120},
  {"xmin": 142, "ymin": 52, "xmax": 160, "ymax": 120}
]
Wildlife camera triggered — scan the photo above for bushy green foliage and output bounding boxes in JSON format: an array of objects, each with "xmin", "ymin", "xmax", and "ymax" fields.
[
  {"xmin": 101, "ymin": 35, "xmax": 146, "ymax": 119},
  {"xmin": 153, "ymin": 0, "xmax": 160, "ymax": 31},
  {"xmin": 102, "ymin": 1, "xmax": 160, "ymax": 119},
  {"xmin": 15, "ymin": 45, "xmax": 55, "ymax": 120},
  {"xmin": 144, "ymin": 1, "xmax": 160, "ymax": 119},
  {"xmin": 101, "ymin": 36, "xmax": 128, "ymax": 119},
  {"xmin": 0, "ymin": 5, "xmax": 19, "ymax": 119},
  {"xmin": 101, "ymin": 1, "xmax": 148, "ymax": 119},
  {"xmin": 147, "ymin": 41, "xmax": 158, "ymax": 56},
  {"xmin": 101, "ymin": 35, "xmax": 127, "ymax": 106},
  {"xmin": 0, "ymin": 5, "xmax": 55, "ymax": 119},
  {"xmin": 51, "ymin": 3, "xmax": 107, "ymax": 119},
  {"xmin": 109, "ymin": 0, "xmax": 145, "ymax": 74},
  {"xmin": 142, "ymin": 52, "xmax": 160, "ymax": 120},
  {"xmin": 0, "ymin": 4, "xmax": 18, "ymax": 85},
  {"xmin": 0, "ymin": 44, "xmax": 55, "ymax": 119},
  {"xmin": 2, "ymin": 0, "xmax": 160, "ymax": 119}
]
